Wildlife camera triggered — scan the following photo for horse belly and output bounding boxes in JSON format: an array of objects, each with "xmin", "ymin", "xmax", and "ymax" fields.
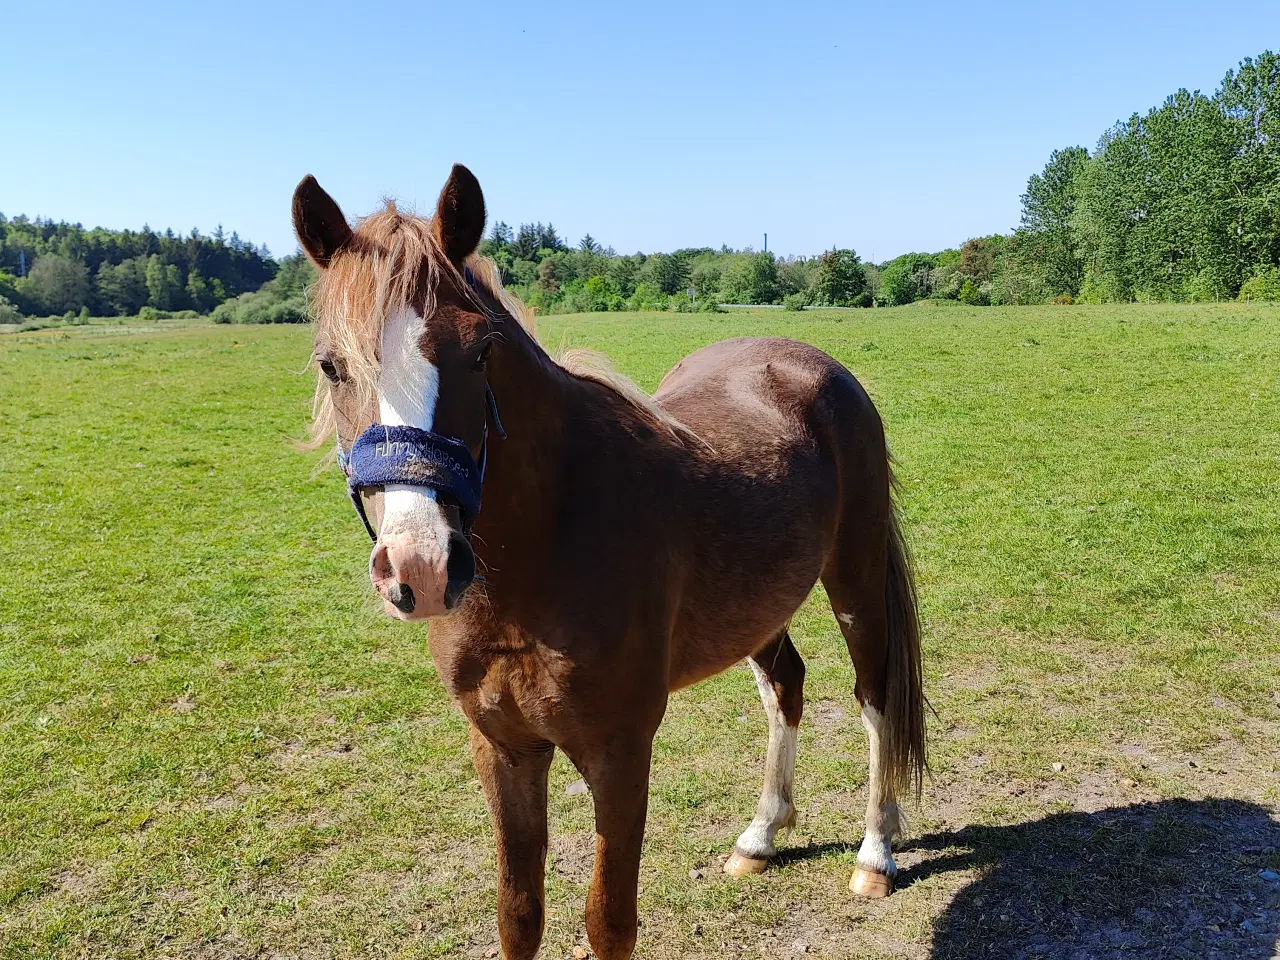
[
  {"xmin": 665, "ymin": 472, "xmax": 834, "ymax": 691},
  {"xmin": 655, "ymin": 339, "xmax": 850, "ymax": 690}
]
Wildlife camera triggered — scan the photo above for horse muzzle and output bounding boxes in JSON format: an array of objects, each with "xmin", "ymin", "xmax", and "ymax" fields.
[
  {"xmin": 337, "ymin": 390, "xmax": 504, "ymax": 621},
  {"xmin": 370, "ymin": 524, "xmax": 475, "ymax": 620}
]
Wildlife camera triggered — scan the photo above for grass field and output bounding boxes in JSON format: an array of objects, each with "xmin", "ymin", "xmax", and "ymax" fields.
[{"xmin": 2, "ymin": 305, "xmax": 1279, "ymax": 959}]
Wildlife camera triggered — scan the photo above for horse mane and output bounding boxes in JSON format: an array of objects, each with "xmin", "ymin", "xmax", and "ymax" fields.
[{"xmin": 306, "ymin": 201, "xmax": 701, "ymax": 449}]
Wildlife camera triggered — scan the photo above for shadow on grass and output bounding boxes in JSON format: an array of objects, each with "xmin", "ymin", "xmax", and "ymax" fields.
[
  {"xmin": 899, "ymin": 798, "xmax": 1280, "ymax": 959},
  {"xmin": 772, "ymin": 841, "xmax": 857, "ymax": 868}
]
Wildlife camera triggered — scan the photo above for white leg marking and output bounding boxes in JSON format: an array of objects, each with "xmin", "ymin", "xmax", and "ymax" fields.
[
  {"xmin": 838, "ymin": 613, "xmax": 856, "ymax": 627},
  {"xmin": 734, "ymin": 658, "xmax": 798, "ymax": 860},
  {"xmin": 376, "ymin": 309, "xmax": 447, "ymax": 541},
  {"xmin": 857, "ymin": 704, "xmax": 900, "ymax": 876}
]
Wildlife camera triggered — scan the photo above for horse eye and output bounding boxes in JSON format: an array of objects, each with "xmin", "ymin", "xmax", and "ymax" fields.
[
  {"xmin": 474, "ymin": 342, "xmax": 492, "ymax": 371},
  {"xmin": 319, "ymin": 357, "xmax": 340, "ymax": 382}
]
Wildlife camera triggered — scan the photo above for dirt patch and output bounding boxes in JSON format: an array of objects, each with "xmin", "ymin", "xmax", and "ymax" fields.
[
  {"xmin": 270, "ymin": 737, "xmax": 358, "ymax": 767},
  {"xmin": 169, "ymin": 691, "xmax": 197, "ymax": 714},
  {"xmin": 640, "ymin": 897, "xmax": 927, "ymax": 960},
  {"xmin": 810, "ymin": 699, "xmax": 848, "ymax": 735},
  {"xmin": 549, "ymin": 829, "xmax": 595, "ymax": 887},
  {"xmin": 1034, "ymin": 768, "xmax": 1153, "ymax": 814},
  {"xmin": 938, "ymin": 662, "xmax": 1002, "ymax": 694},
  {"xmin": 53, "ymin": 865, "xmax": 104, "ymax": 900}
]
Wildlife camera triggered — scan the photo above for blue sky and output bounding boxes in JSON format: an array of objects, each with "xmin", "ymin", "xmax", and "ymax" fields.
[{"xmin": 4, "ymin": 1, "xmax": 1277, "ymax": 261}]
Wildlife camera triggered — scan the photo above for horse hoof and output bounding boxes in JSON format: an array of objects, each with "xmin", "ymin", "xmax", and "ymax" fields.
[
  {"xmin": 724, "ymin": 849, "xmax": 770, "ymax": 876},
  {"xmin": 849, "ymin": 866, "xmax": 895, "ymax": 898}
]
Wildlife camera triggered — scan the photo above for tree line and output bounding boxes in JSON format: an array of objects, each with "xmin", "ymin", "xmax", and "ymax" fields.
[
  {"xmin": 477, "ymin": 220, "xmax": 1016, "ymax": 312},
  {"xmin": 484, "ymin": 50, "xmax": 1280, "ymax": 313},
  {"xmin": 0, "ymin": 215, "xmax": 278, "ymax": 324},
  {"xmin": 1004, "ymin": 50, "xmax": 1280, "ymax": 304},
  {"xmin": 5, "ymin": 49, "xmax": 1275, "ymax": 327},
  {"xmin": 478, "ymin": 225, "xmax": 875, "ymax": 313}
]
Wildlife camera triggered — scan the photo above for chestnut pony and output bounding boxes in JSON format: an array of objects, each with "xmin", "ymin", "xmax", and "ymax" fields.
[{"xmin": 293, "ymin": 165, "xmax": 925, "ymax": 959}]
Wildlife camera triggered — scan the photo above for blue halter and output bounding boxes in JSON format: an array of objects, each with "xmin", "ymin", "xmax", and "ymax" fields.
[{"xmin": 336, "ymin": 267, "xmax": 505, "ymax": 541}]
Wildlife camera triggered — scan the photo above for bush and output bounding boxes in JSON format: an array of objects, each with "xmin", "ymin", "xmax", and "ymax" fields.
[
  {"xmin": 929, "ymin": 265, "xmax": 963, "ymax": 300},
  {"xmin": 586, "ymin": 275, "xmax": 625, "ymax": 312},
  {"xmin": 553, "ymin": 275, "xmax": 623, "ymax": 314},
  {"xmin": 524, "ymin": 284, "xmax": 559, "ymax": 313},
  {"xmin": 139, "ymin": 305, "xmax": 161, "ymax": 321},
  {"xmin": 17, "ymin": 318, "xmax": 58, "ymax": 332},
  {"xmin": 876, "ymin": 253, "xmax": 936, "ymax": 306},
  {"xmin": 1073, "ymin": 257, "xmax": 1135, "ymax": 304},
  {"xmin": 783, "ymin": 293, "xmax": 809, "ymax": 311},
  {"xmin": 959, "ymin": 278, "xmax": 987, "ymax": 305},
  {"xmin": 1050, "ymin": 294, "xmax": 1075, "ymax": 305},
  {"xmin": 718, "ymin": 252, "xmax": 779, "ymax": 305},
  {"xmin": 210, "ymin": 297, "xmax": 236, "ymax": 323},
  {"xmin": 991, "ymin": 268, "xmax": 1051, "ymax": 306},
  {"xmin": 690, "ymin": 260, "xmax": 723, "ymax": 306},
  {"xmin": 211, "ymin": 290, "xmax": 308, "ymax": 324},
  {"xmin": 628, "ymin": 282, "xmax": 667, "ymax": 311},
  {"xmin": 1238, "ymin": 266, "xmax": 1280, "ymax": 302},
  {"xmin": 0, "ymin": 296, "xmax": 22, "ymax": 325},
  {"xmin": 669, "ymin": 291, "xmax": 695, "ymax": 313}
]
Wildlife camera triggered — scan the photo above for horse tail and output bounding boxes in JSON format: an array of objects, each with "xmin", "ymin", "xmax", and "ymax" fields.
[{"xmin": 882, "ymin": 468, "xmax": 927, "ymax": 801}]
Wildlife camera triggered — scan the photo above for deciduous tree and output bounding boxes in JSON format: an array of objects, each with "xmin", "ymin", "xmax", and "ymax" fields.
[
  {"xmin": 1020, "ymin": 147, "xmax": 1088, "ymax": 297},
  {"xmin": 23, "ymin": 254, "xmax": 90, "ymax": 314},
  {"xmin": 813, "ymin": 249, "xmax": 867, "ymax": 306}
]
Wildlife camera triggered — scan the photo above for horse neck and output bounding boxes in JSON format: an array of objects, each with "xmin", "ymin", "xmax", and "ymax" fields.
[{"xmin": 474, "ymin": 315, "xmax": 569, "ymax": 550}]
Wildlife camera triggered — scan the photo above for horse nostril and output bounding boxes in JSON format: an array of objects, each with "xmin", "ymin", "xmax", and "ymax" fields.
[
  {"xmin": 371, "ymin": 542, "xmax": 393, "ymax": 580},
  {"xmin": 386, "ymin": 582, "xmax": 416, "ymax": 614}
]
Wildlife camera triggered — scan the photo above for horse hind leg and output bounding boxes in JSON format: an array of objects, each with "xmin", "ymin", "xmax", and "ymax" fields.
[
  {"xmin": 850, "ymin": 677, "xmax": 902, "ymax": 898},
  {"xmin": 823, "ymin": 508, "xmax": 926, "ymax": 898},
  {"xmin": 724, "ymin": 628, "xmax": 804, "ymax": 877}
]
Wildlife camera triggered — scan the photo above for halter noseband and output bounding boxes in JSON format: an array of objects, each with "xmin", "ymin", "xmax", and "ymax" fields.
[{"xmin": 335, "ymin": 267, "xmax": 506, "ymax": 542}]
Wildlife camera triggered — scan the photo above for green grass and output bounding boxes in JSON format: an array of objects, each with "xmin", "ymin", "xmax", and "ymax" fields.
[{"xmin": 2, "ymin": 304, "xmax": 1278, "ymax": 958}]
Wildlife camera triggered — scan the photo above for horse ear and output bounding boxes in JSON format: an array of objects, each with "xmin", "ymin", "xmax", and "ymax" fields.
[
  {"xmin": 292, "ymin": 175, "xmax": 353, "ymax": 269},
  {"xmin": 432, "ymin": 164, "xmax": 486, "ymax": 264}
]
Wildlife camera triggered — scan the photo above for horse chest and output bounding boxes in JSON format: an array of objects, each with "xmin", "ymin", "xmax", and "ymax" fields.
[{"xmin": 434, "ymin": 638, "xmax": 565, "ymax": 746}]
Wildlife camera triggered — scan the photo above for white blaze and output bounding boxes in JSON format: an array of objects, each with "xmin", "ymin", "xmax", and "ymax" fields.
[
  {"xmin": 376, "ymin": 309, "xmax": 446, "ymax": 539},
  {"xmin": 379, "ymin": 308, "xmax": 439, "ymax": 430}
]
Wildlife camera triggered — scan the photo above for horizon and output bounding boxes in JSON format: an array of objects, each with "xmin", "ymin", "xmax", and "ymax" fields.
[{"xmin": 4, "ymin": 1, "xmax": 1278, "ymax": 262}]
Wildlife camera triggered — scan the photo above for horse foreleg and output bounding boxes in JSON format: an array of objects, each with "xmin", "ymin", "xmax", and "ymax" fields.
[
  {"xmin": 582, "ymin": 735, "xmax": 653, "ymax": 960},
  {"xmin": 725, "ymin": 628, "xmax": 804, "ymax": 876},
  {"xmin": 469, "ymin": 726, "xmax": 553, "ymax": 960}
]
